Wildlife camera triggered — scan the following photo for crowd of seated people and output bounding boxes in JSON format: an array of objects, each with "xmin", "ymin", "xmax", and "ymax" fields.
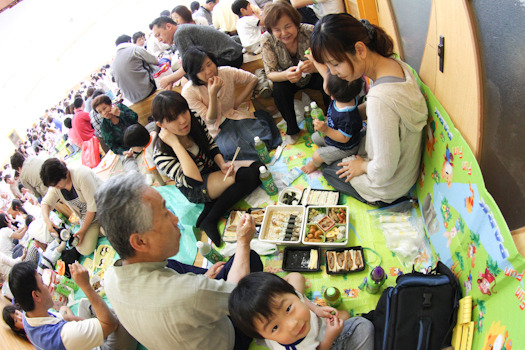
[{"xmin": 2, "ymin": 3, "xmax": 431, "ymax": 349}]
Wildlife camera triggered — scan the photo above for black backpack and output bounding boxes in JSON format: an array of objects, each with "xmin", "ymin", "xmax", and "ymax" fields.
[{"xmin": 368, "ymin": 261, "xmax": 461, "ymax": 350}]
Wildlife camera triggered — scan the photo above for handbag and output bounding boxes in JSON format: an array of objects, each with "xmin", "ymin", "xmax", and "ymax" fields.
[{"xmin": 81, "ymin": 136, "xmax": 101, "ymax": 168}]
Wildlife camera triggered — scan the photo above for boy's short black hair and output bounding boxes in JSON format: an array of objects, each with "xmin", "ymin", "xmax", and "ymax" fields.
[
  {"xmin": 25, "ymin": 215, "xmax": 34, "ymax": 227},
  {"xmin": 9, "ymin": 262, "xmax": 39, "ymax": 312},
  {"xmin": 123, "ymin": 124, "xmax": 150, "ymax": 148},
  {"xmin": 190, "ymin": 1, "xmax": 200, "ymax": 12},
  {"xmin": 228, "ymin": 272, "xmax": 297, "ymax": 338},
  {"xmin": 40, "ymin": 158, "xmax": 68, "ymax": 187},
  {"xmin": 132, "ymin": 31, "xmax": 145, "ymax": 44},
  {"xmin": 232, "ymin": 0, "xmax": 250, "ymax": 17},
  {"xmin": 10, "ymin": 152, "xmax": 26, "ymax": 171},
  {"xmin": 115, "ymin": 34, "xmax": 132, "ymax": 46},
  {"xmin": 325, "ymin": 74, "xmax": 364, "ymax": 103},
  {"xmin": 73, "ymin": 97, "xmax": 84, "ymax": 109},
  {"xmin": 63, "ymin": 117, "xmax": 72, "ymax": 129}
]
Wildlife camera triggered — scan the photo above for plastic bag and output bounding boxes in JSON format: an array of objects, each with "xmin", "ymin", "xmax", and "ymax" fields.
[
  {"xmin": 368, "ymin": 200, "xmax": 425, "ymax": 263},
  {"xmin": 294, "ymin": 92, "xmax": 312, "ymax": 125},
  {"xmin": 81, "ymin": 137, "xmax": 101, "ymax": 168}
]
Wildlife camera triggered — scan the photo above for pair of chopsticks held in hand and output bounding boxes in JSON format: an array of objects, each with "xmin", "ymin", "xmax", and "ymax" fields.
[{"xmin": 223, "ymin": 147, "xmax": 240, "ymax": 181}]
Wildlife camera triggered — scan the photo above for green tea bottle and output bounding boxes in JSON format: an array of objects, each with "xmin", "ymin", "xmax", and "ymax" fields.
[
  {"xmin": 304, "ymin": 105, "xmax": 314, "ymax": 133},
  {"xmin": 324, "ymin": 286, "xmax": 342, "ymax": 308},
  {"xmin": 254, "ymin": 136, "xmax": 271, "ymax": 164},
  {"xmin": 259, "ymin": 166, "xmax": 278, "ymax": 195},
  {"xmin": 196, "ymin": 241, "xmax": 224, "ymax": 264},
  {"xmin": 310, "ymin": 101, "xmax": 324, "ymax": 122}
]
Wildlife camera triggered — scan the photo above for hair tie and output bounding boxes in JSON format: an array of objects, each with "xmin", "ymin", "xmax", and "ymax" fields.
[{"xmin": 360, "ymin": 19, "xmax": 375, "ymax": 40}]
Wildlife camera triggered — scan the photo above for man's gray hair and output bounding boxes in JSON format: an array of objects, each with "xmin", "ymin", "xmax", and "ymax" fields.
[{"xmin": 95, "ymin": 172, "xmax": 153, "ymax": 259}]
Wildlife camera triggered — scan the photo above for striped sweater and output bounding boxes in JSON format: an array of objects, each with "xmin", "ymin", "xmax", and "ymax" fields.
[{"xmin": 153, "ymin": 115, "xmax": 220, "ymax": 189}]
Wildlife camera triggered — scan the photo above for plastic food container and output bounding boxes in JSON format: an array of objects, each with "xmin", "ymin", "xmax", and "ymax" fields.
[
  {"xmin": 282, "ymin": 247, "xmax": 321, "ymax": 272},
  {"xmin": 301, "ymin": 188, "xmax": 339, "ymax": 206},
  {"xmin": 302, "ymin": 206, "xmax": 349, "ymax": 246},
  {"xmin": 223, "ymin": 210, "xmax": 246, "ymax": 242},
  {"xmin": 258, "ymin": 205, "xmax": 305, "ymax": 244},
  {"xmin": 278, "ymin": 187, "xmax": 303, "ymax": 205},
  {"xmin": 325, "ymin": 246, "xmax": 365, "ymax": 274},
  {"xmin": 248, "ymin": 208, "xmax": 266, "ymax": 226}
]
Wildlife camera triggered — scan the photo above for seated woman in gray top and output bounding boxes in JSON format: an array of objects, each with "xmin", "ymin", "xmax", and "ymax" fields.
[{"xmin": 310, "ymin": 14, "xmax": 428, "ymax": 206}]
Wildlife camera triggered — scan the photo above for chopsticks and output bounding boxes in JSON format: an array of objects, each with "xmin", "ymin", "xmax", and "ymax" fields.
[{"xmin": 223, "ymin": 147, "xmax": 240, "ymax": 181}]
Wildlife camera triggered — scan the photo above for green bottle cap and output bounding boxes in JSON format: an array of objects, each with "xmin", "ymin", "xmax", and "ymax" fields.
[{"xmin": 304, "ymin": 49, "xmax": 311, "ymax": 55}]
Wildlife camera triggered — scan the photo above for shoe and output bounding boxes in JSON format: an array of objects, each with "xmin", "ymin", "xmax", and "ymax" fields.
[{"xmin": 285, "ymin": 134, "xmax": 300, "ymax": 145}]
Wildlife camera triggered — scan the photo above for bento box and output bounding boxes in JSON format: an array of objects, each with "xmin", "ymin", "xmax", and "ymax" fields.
[
  {"xmin": 277, "ymin": 187, "xmax": 303, "ymax": 205},
  {"xmin": 282, "ymin": 247, "xmax": 321, "ymax": 272},
  {"xmin": 301, "ymin": 188, "xmax": 339, "ymax": 206},
  {"xmin": 325, "ymin": 246, "xmax": 365, "ymax": 274},
  {"xmin": 223, "ymin": 210, "xmax": 246, "ymax": 242},
  {"xmin": 258, "ymin": 205, "xmax": 305, "ymax": 244},
  {"xmin": 302, "ymin": 206, "xmax": 349, "ymax": 246},
  {"xmin": 248, "ymin": 208, "xmax": 266, "ymax": 226}
]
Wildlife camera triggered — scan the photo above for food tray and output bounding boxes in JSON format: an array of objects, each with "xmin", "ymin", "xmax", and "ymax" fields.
[
  {"xmin": 325, "ymin": 246, "xmax": 365, "ymax": 274},
  {"xmin": 258, "ymin": 205, "xmax": 305, "ymax": 244},
  {"xmin": 282, "ymin": 247, "xmax": 321, "ymax": 272},
  {"xmin": 278, "ymin": 187, "xmax": 303, "ymax": 205},
  {"xmin": 222, "ymin": 210, "xmax": 246, "ymax": 242},
  {"xmin": 301, "ymin": 188, "xmax": 339, "ymax": 206},
  {"xmin": 302, "ymin": 206, "xmax": 349, "ymax": 246},
  {"xmin": 248, "ymin": 208, "xmax": 266, "ymax": 226}
]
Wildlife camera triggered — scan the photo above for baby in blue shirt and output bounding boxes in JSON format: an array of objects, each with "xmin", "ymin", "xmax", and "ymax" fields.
[{"xmin": 302, "ymin": 74, "xmax": 364, "ymax": 174}]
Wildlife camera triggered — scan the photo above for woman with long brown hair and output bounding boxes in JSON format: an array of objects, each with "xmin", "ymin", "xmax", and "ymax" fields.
[{"xmin": 310, "ymin": 14, "xmax": 428, "ymax": 206}]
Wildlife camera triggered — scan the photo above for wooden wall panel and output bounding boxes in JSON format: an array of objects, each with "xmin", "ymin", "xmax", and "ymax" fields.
[
  {"xmin": 420, "ymin": 0, "xmax": 482, "ymax": 157},
  {"xmin": 355, "ymin": 0, "xmax": 379, "ymax": 25},
  {"xmin": 376, "ymin": 0, "xmax": 482, "ymax": 158},
  {"xmin": 419, "ymin": 1, "xmax": 437, "ymax": 91},
  {"xmin": 375, "ymin": 0, "xmax": 402, "ymax": 60},
  {"xmin": 344, "ymin": 0, "xmax": 360, "ymax": 18}
]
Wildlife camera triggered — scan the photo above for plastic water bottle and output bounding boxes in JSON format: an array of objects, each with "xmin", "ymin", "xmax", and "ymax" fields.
[
  {"xmin": 259, "ymin": 166, "xmax": 278, "ymax": 195},
  {"xmin": 196, "ymin": 241, "xmax": 224, "ymax": 264},
  {"xmin": 324, "ymin": 286, "xmax": 342, "ymax": 308},
  {"xmin": 310, "ymin": 102, "xmax": 325, "ymax": 137},
  {"xmin": 310, "ymin": 102, "xmax": 324, "ymax": 122},
  {"xmin": 366, "ymin": 266, "xmax": 386, "ymax": 294},
  {"xmin": 304, "ymin": 106, "xmax": 314, "ymax": 133},
  {"xmin": 254, "ymin": 136, "xmax": 271, "ymax": 164}
]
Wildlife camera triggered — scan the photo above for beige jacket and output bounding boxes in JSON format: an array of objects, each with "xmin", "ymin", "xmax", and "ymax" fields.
[{"xmin": 42, "ymin": 165, "xmax": 102, "ymax": 219}]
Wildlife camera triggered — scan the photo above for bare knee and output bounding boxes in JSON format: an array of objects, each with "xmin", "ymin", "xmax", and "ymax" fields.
[{"xmin": 283, "ymin": 272, "xmax": 306, "ymax": 293}]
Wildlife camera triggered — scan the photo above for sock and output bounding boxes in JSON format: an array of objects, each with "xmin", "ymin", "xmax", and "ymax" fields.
[{"xmin": 196, "ymin": 201, "xmax": 215, "ymax": 228}]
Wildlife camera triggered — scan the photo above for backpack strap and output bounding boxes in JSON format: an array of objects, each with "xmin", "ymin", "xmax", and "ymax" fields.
[{"xmin": 436, "ymin": 261, "xmax": 462, "ymax": 349}]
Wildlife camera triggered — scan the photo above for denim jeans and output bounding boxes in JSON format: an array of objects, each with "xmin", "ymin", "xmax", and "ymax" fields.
[{"xmin": 331, "ymin": 317, "xmax": 375, "ymax": 350}]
